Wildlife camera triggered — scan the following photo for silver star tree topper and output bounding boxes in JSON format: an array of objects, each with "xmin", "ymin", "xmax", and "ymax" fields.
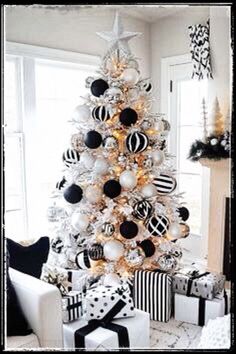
[{"xmin": 96, "ymin": 12, "xmax": 141, "ymax": 54}]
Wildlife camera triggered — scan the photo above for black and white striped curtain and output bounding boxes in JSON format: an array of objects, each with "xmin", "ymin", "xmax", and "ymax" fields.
[{"xmin": 189, "ymin": 19, "xmax": 213, "ymax": 80}]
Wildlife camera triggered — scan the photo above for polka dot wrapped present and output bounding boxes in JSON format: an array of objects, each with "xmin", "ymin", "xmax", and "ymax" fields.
[{"xmin": 84, "ymin": 285, "xmax": 135, "ymax": 321}]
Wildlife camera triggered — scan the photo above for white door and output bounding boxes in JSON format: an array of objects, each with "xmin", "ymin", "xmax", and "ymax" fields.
[{"xmin": 163, "ymin": 58, "xmax": 209, "ymax": 265}]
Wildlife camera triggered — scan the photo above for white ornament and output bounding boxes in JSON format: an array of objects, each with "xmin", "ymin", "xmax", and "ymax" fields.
[
  {"xmin": 80, "ymin": 151, "xmax": 95, "ymax": 170},
  {"xmin": 94, "ymin": 158, "xmax": 109, "ymax": 175},
  {"xmin": 85, "ymin": 185, "xmax": 102, "ymax": 204},
  {"xmin": 119, "ymin": 170, "xmax": 137, "ymax": 190},
  {"xmin": 141, "ymin": 183, "xmax": 157, "ymax": 198},
  {"xmin": 96, "ymin": 12, "xmax": 141, "ymax": 54},
  {"xmin": 120, "ymin": 68, "xmax": 139, "ymax": 86},
  {"xmin": 71, "ymin": 212, "xmax": 89, "ymax": 232},
  {"xmin": 103, "ymin": 240, "xmax": 124, "ymax": 261},
  {"xmin": 103, "ymin": 273, "xmax": 121, "ymax": 286},
  {"xmin": 72, "ymin": 105, "xmax": 90, "ymax": 123},
  {"xmin": 168, "ymin": 222, "xmax": 182, "ymax": 239},
  {"xmin": 152, "ymin": 150, "xmax": 165, "ymax": 166}
]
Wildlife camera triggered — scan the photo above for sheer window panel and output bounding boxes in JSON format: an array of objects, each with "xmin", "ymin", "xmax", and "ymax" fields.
[
  {"xmin": 178, "ymin": 126, "xmax": 202, "ymax": 174},
  {"xmin": 178, "ymin": 173, "xmax": 202, "ymax": 236}
]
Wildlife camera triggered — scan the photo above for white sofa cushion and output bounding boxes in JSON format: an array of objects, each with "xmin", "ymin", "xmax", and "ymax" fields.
[{"xmin": 7, "ymin": 333, "xmax": 40, "ymax": 349}]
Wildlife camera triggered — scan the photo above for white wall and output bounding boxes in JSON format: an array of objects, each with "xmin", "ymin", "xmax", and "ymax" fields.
[
  {"xmin": 150, "ymin": 7, "xmax": 210, "ymax": 112},
  {"xmin": 5, "ymin": 5, "xmax": 150, "ymax": 77}
]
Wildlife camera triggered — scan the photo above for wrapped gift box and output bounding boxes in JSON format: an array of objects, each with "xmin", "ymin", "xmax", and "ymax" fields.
[
  {"xmin": 172, "ymin": 268, "xmax": 225, "ymax": 300},
  {"xmin": 62, "ymin": 291, "xmax": 83, "ymax": 323},
  {"xmin": 85, "ymin": 284, "xmax": 134, "ymax": 321},
  {"xmin": 40, "ymin": 263, "xmax": 71, "ymax": 295},
  {"xmin": 67, "ymin": 269, "xmax": 88, "ymax": 292},
  {"xmin": 174, "ymin": 291, "xmax": 229, "ymax": 326},
  {"xmin": 134, "ymin": 269, "xmax": 172, "ymax": 322},
  {"xmin": 63, "ymin": 309, "xmax": 150, "ymax": 350}
]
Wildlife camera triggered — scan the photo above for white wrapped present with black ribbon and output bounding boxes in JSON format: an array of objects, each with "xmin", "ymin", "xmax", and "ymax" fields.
[
  {"xmin": 63, "ymin": 308, "xmax": 150, "ymax": 350},
  {"xmin": 174, "ymin": 290, "xmax": 229, "ymax": 326},
  {"xmin": 62, "ymin": 291, "xmax": 83, "ymax": 323},
  {"xmin": 134, "ymin": 269, "xmax": 172, "ymax": 322},
  {"xmin": 84, "ymin": 284, "xmax": 135, "ymax": 321},
  {"xmin": 172, "ymin": 268, "xmax": 225, "ymax": 300}
]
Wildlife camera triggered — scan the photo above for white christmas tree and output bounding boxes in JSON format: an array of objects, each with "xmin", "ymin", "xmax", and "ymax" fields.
[
  {"xmin": 46, "ymin": 13, "xmax": 190, "ymax": 285},
  {"xmin": 210, "ymin": 97, "xmax": 225, "ymax": 136}
]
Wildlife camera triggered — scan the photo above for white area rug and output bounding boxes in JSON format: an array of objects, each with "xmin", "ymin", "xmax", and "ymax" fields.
[{"xmin": 150, "ymin": 318, "xmax": 202, "ymax": 350}]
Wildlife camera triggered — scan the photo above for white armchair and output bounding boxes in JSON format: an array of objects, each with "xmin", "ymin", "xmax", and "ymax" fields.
[{"xmin": 7, "ymin": 268, "xmax": 64, "ymax": 349}]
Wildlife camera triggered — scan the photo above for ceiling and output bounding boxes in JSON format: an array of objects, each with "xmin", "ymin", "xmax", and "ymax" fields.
[{"xmin": 31, "ymin": 4, "xmax": 190, "ymax": 23}]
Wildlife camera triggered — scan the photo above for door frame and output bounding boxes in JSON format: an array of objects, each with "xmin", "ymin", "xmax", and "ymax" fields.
[{"xmin": 160, "ymin": 54, "xmax": 209, "ymax": 266}]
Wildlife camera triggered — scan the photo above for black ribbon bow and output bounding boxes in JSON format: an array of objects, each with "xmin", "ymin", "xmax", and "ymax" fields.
[
  {"xmin": 186, "ymin": 271, "xmax": 210, "ymax": 297},
  {"xmin": 74, "ymin": 299, "xmax": 130, "ymax": 351}
]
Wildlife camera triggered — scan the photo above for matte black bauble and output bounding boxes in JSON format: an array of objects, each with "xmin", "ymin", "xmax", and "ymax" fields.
[
  {"xmin": 177, "ymin": 207, "xmax": 190, "ymax": 221},
  {"xmin": 63, "ymin": 184, "xmax": 83, "ymax": 204},
  {"xmin": 84, "ymin": 130, "xmax": 102, "ymax": 149},
  {"xmin": 103, "ymin": 179, "xmax": 122, "ymax": 199},
  {"xmin": 91, "ymin": 79, "xmax": 109, "ymax": 97},
  {"xmin": 119, "ymin": 108, "xmax": 138, "ymax": 127},
  {"xmin": 139, "ymin": 239, "xmax": 156, "ymax": 257},
  {"xmin": 120, "ymin": 220, "xmax": 139, "ymax": 239}
]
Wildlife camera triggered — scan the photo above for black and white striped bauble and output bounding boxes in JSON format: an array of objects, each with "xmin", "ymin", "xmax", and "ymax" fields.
[
  {"xmin": 51, "ymin": 237, "xmax": 64, "ymax": 254},
  {"xmin": 88, "ymin": 243, "xmax": 104, "ymax": 260},
  {"xmin": 92, "ymin": 105, "xmax": 110, "ymax": 122},
  {"xmin": 133, "ymin": 200, "xmax": 153, "ymax": 220},
  {"xmin": 101, "ymin": 222, "xmax": 115, "ymax": 237},
  {"xmin": 126, "ymin": 131, "xmax": 149, "ymax": 153},
  {"xmin": 145, "ymin": 215, "xmax": 169, "ymax": 237},
  {"xmin": 62, "ymin": 149, "xmax": 80, "ymax": 168},
  {"xmin": 152, "ymin": 173, "xmax": 177, "ymax": 195},
  {"xmin": 75, "ymin": 250, "xmax": 91, "ymax": 269}
]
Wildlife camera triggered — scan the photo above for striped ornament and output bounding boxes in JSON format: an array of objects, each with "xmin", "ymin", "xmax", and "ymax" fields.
[
  {"xmin": 62, "ymin": 149, "xmax": 80, "ymax": 168},
  {"xmin": 75, "ymin": 250, "xmax": 91, "ymax": 270},
  {"xmin": 126, "ymin": 131, "xmax": 149, "ymax": 153},
  {"xmin": 133, "ymin": 200, "xmax": 153, "ymax": 220},
  {"xmin": 134, "ymin": 270, "xmax": 172, "ymax": 322},
  {"xmin": 152, "ymin": 173, "xmax": 177, "ymax": 195},
  {"xmin": 145, "ymin": 215, "xmax": 169, "ymax": 237},
  {"xmin": 56, "ymin": 176, "xmax": 66, "ymax": 190},
  {"xmin": 92, "ymin": 105, "xmax": 110, "ymax": 122},
  {"xmin": 62, "ymin": 291, "xmax": 83, "ymax": 323},
  {"xmin": 88, "ymin": 243, "xmax": 104, "ymax": 260},
  {"xmin": 51, "ymin": 237, "xmax": 64, "ymax": 254},
  {"xmin": 101, "ymin": 222, "xmax": 115, "ymax": 237}
]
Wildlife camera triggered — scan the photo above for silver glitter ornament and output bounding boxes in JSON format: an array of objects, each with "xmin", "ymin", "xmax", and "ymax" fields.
[
  {"xmin": 162, "ymin": 119, "xmax": 171, "ymax": 132},
  {"xmin": 103, "ymin": 135, "xmax": 118, "ymax": 150},
  {"xmin": 104, "ymin": 87, "xmax": 124, "ymax": 104},
  {"xmin": 125, "ymin": 247, "xmax": 145, "ymax": 267},
  {"xmin": 141, "ymin": 119, "xmax": 153, "ymax": 130},
  {"xmin": 143, "ymin": 156, "xmax": 153, "ymax": 169},
  {"xmin": 158, "ymin": 254, "xmax": 178, "ymax": 272}
]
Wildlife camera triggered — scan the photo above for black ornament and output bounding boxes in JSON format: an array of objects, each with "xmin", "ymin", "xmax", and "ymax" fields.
[
  {"xmin": 178, "ymin": 207, "xmax": 190, "ymax": 222},
  {"xmin": 120, "ymin": 220, "xmax": 139, "ymax": 239},
  {"xmin": 63, "ymin": 184, "xmax": 83, "ymax": 204},
  {"xmin": 119, "ymin": 108, "xmax": 138, "ymax": 127},
  {"xmin": 92, "ymin": 106, "xmax": 110, "ymax": 122},
  {"xmin": 56, "ymin": 176, "xmax": 66, "ymax": 190},
  {"xmin": 133, "ymin": 200, "xmax": 153, "ymax": 220},
  {"xmin": 88, "ymin": 243, "xmax": 104, "ymax": 260},
  {"xmin": 145, "ymin": 215, "xmax": 169, "ymax": 237},
  {"xmin": 62, "ymin": 148, "xmax": 80, "ymax": 167},
  {"xmin": 85, "ymin": 130, "xmax": 102, "ymax": 149},
  {"xmin": 91, "ymin": 79, "xmax": 109, "ymax": 97},
  {"xmin": 139, "ymin": 239, "xmax": 155, "ymax": 257},
  {"xmin": 103, "ymin": 179, "xmax": 121, "ymax": 199},
  {"xmin": 126, "ymin": 131, "xmax": 149, "ymax": 153},
  {"xmin": 144, "ymin": 83, "xmax": 152, "ymax": 92}
]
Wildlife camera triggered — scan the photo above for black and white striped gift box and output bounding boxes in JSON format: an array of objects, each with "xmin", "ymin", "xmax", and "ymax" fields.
[
  {"xmin": 134, "ymin": 270, "xmax": 172, "ymax": 322},
  {"xmin": 62, "ymin": 291, "xmax": 83, "ymax": 323}
]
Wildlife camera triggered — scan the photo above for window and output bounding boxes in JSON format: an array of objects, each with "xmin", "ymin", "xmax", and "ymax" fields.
[{"xmin": 4, "ymin": 43, "xmax": 99, "ymax": 240}]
